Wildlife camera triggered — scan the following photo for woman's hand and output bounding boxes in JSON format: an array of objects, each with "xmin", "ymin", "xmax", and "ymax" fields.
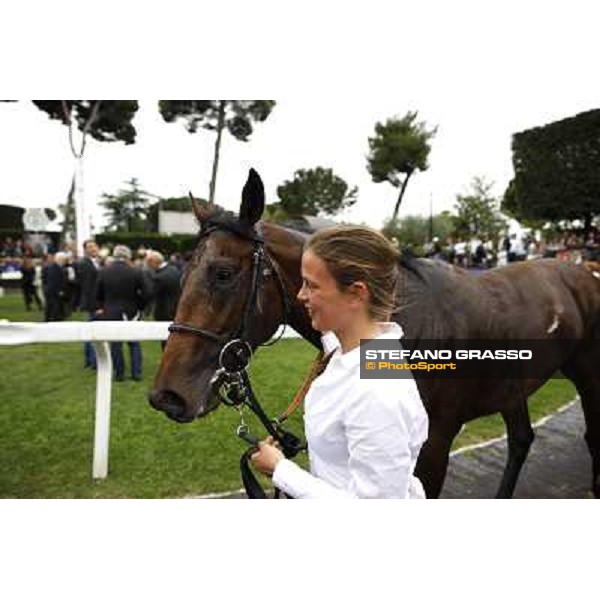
[{"xmin": 250, "ymin": 436, "xmax": 284, "ymax": 476}]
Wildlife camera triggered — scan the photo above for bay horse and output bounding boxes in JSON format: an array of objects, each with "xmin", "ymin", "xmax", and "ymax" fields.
[{"xmin": 150, "ymin": 169, "xmax": 600, "ymax": 498}]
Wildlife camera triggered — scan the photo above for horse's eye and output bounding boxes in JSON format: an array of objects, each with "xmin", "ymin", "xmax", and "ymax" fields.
[{"xmin": 215, "ymin": 268, "xmax": 232, "ymax": 282}]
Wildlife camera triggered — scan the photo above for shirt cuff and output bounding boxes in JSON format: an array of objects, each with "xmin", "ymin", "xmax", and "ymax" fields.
[
  {"xmin": 272, "ymin": 458, "xmax": 306, "ymax": 498},
  {"xmin": 272, "ymin": 458, "xmax": 354, "ymax": 499}
]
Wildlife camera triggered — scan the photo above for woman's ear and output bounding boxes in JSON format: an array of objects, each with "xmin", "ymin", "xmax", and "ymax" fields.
[{"xmin": 349, "ymin": 281, "xmax": 370, "ymax": 305}]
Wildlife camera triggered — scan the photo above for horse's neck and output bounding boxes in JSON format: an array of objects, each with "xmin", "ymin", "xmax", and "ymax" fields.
[
  {"xmin": 264, "ymin": 222, "xmax": 322, "ymax": 349},
  {"xmin": 395, "ymin": 257, "xmax": 483, "ymax": 339}
]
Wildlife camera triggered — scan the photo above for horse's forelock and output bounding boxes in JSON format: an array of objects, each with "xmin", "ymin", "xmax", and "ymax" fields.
[{"xmin": 203, "ymin": 208, "xmax": 259, "ymax": 238}]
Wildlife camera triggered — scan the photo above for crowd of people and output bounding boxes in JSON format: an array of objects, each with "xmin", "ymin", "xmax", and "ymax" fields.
[
  {"xmin": 541, "ymin": 229, "xmax": 600, "ymax": 263},
  {"xmin": 420, "ymin": 227, "xmax": 600, "ymax": 268},
  {"xmin": 1, "ymin": 237, "xmax": 183, "ymax": 382},
  {"xmin": 423, "ymin": 236, "xmax": 498, "ymax": 268}
]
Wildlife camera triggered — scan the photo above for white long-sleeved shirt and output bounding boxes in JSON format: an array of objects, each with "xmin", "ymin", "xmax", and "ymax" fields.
[{"xmin": 272, "ymin": 322, "xmax": 429, "ymax": 499}]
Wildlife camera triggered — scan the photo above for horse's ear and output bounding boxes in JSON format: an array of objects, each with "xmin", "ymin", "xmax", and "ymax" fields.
[
  {"xmin": 239, "ymin": 168, "xmax": 265, "ymax": 226},
  {"xmin": 190, "ymin": 192, "xmax": 209, "ymax": 224}
]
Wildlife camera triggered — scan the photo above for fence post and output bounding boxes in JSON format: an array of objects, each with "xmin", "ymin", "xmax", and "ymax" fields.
[{"xmin": 92, "ymin": 341, "xmax": 112, "ymax": 479}]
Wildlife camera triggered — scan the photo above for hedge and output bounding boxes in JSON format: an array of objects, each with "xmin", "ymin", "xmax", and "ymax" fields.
[
  {"xmin": 508, "ymin": 109, "xmax": 600, "ymax": 227},
  {"xmin": 0, "ymin": 228, "xmax": 25, "ymax": 239},
  {"xmin": 95, "ymin": 232, "xmax": 198, "ymax": 256}
]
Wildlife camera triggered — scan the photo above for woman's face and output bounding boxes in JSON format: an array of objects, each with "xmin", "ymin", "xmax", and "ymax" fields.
[{"xmin": 297, "ymin": 250, "xmax": 359, "ymax": 333}]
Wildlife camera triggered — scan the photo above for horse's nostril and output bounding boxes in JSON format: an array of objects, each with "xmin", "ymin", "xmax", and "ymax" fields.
[{"xmin": 149, "ymin": 390, "xmax": 186, "ymax": 420}]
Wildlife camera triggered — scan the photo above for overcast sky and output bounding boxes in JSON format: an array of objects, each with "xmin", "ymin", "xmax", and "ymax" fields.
[{"xmin": 2, "ymin": 2, "xmax": 598, "ymax": 234}]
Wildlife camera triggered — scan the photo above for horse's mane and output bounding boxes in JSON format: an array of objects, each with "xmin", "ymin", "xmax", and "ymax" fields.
[
  {"xmin": 395, "ymin": 254, "xmax": 466, "ymax": 339},
  {"xmin": 399, "ymin": 250, "xmax": 427, "ymax": 282}
]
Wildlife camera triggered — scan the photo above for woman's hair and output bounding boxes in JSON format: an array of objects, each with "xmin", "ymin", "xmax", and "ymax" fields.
[{"xmin": 305, "ymin": 225, "xmax": 400, "ymax": 321}]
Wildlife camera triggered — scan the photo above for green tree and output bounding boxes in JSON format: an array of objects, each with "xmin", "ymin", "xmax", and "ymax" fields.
[
  {"xmin": 100, "ymin": 178, "xmax": 153, "ymax": 233},
  {"xmin": 159, "ymin": 100, "xmax": 276, "ymax": 205},
  {"xmin": 261, "ymin": 202, "xmax": 290, "ymax": 224},
  {"xmin": 431, "ymin": 210, "xmax": 457, "ymax": 243},
  {"xmin": 503, "ymin": 109, "xmax": 600, "ymax": 233},
  {"xmin": 454, "ymin": 176, "xmax": 506, "ymax": 244},
  {"xmin": 502, "ymin": 179, "xmax": 546, "ymax": 230},
  {"xmin": 32, "ymin": 101, "xmax": 137, "ymax": 145},
  {"xmin": 276, "ymin": 167, "xmax": 358, "ymax": 218},
  {"xmin": 383, "ymin": 211, "xmax": 456, "ymax": 251},
  {"xmin": 32, "ymin": 101, "xmax": 139, "ymax": 250},
  {"xmin": 367, "ymin": 111, "xmax": 437, "ymax": 222}
]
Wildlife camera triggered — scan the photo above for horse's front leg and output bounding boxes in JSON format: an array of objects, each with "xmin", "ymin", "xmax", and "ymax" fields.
[
  {"xmin": 414, "ymin": 418, "xmax": 462, "ymax": 499},
  {"xmin": 496, "ymin": 398, "xmax": 534, "ymax": 498}
]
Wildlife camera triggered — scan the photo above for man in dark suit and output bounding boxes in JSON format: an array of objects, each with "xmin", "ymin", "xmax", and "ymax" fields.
[
  {"xmin": 75, "ymin": 239, "xmax": 100, "ymax": 369},
  {"xmin": 95, "ymin": 245, "xmax": 150, "ymax": 381},
  {"xmin": 145, "ymin": 250, "xmax": 180, "ymax": 350},
  {"xmin": 42, "ymin": 252, "xmax": 68, "ymax": 321}
]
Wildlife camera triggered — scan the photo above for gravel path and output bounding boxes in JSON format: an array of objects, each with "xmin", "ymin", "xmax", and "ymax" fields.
[{"xmin": 441, "ymin": 400, "xmax": 592, "ymax": 498}]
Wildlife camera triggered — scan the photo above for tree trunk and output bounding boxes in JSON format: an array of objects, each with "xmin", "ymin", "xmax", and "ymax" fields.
[
  {"xmin": 583, "ymin": 211, "xmax": 592, "ymax": 236},
  {"xmin": 74, "ymin": 155, "xmax": 90, "ymax": 254},
  {"xmin": 391, "ymin": 170, "xmax": 413, "ymax": 222},
  {"xmin": 62, "ymin": 174, "xmax": 76, "ymax": 244},
  {"xmin": 429, "ymin": 193, "xmax": 434, "ymax": 242},
  {"xmin": 62, "ymin": 101, "xmax": 101, "ymax": 255},
  {"xmin": 209, "ymin": 101, "xmax": 226, "ymax": 205}
]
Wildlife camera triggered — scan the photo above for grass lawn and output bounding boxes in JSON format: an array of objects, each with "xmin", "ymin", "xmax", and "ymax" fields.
[{"xmin": 0, "ymin": 292, "xmax": 577, "ymax": 497}]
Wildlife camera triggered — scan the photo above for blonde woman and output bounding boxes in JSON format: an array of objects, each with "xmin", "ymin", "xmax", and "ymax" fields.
[{"xmin": 251, "ymin": 226, "xmax": 429, "ymax": 499}]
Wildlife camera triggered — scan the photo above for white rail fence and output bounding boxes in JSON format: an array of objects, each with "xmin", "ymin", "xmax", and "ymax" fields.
[{"xmin": 0, "ymin": 320, "xmax": 300, "ymax": 480}]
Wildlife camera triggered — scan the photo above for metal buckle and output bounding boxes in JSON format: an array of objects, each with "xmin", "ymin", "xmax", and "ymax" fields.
[
  {"xmin": 236, "ymin": 410, "xmax": 259, "ymax": 447},
  {"xmin": 218, "ymin": 339, "xmax": 253, "ymax": 373}
]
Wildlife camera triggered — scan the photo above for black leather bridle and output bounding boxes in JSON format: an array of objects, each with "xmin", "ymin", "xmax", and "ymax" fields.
[
  {"xmin": 168, "ymin": 222, "xmax": 290, "ymax": 347},
  {"xmin": 167, "ymin": 221, "xmax": 305, "ymax": 498},
  {"xmin": 168, "ymin": 222, "xmax": 294, "ymax": 379}
]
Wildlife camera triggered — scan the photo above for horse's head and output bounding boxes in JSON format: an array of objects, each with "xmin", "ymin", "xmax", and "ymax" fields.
[{"xmin": 149, "ymin": 169, "xmax": 291, "ymax": 422}]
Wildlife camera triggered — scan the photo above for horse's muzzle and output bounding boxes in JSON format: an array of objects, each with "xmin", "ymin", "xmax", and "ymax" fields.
[{"xmin": 148, "ymin": 389, "xmax": 193, "ymax": 423}]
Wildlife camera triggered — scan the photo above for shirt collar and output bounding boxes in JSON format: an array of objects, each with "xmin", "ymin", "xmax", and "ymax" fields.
[{"xmin": 321, "ymin": 322, "xmax": 404, "ymax": 370}]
